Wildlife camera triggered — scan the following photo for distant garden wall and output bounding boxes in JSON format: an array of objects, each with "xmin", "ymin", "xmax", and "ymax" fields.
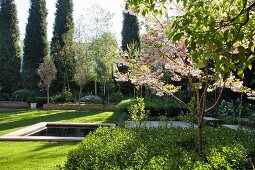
[
  {"xmin": 0, "ymin": 101, "xmax": 29, "ymax": 108},
  {"xmin": 43, "ymin": 104, "xmax": 116, "ymax": 111}
]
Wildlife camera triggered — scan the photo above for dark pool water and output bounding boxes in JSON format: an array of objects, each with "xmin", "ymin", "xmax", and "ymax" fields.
[{"xmin": 30, "ymin": 127, "xmax": 95, "ymax": 137}]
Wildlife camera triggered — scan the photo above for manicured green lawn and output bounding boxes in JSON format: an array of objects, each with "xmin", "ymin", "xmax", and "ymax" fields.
[{"xmin": 0, "ymin": 109, "xmax": 125, "ymax": 170}]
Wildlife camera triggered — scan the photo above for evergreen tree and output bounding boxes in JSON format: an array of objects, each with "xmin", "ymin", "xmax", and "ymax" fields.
[
  {"xmin": 51, "ymin": 0, "xmax": 75, "ymax": 93},
  {"xmin": 120, "ymin": 4, "xmax": 140, "ymax": 95},
  {"xmin": 22, "ymin": 0, "xmax": 48, "ymax": 91},
  {"xmin": 0, "ymin": 0, "xmax": 21, "ymax": 93},
  {"xmin": 121, "ymin": 4, "xmax": 140, "ymax": 51}
]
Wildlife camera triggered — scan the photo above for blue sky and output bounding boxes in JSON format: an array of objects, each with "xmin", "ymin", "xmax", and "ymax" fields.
[{"xmin": 14, "ymin": 0, "xmax": 125, "ymax": 43}]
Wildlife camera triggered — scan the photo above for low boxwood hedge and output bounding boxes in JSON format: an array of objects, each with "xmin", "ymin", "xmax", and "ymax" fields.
[
  {"xmin": 64, "ymin": 127, "xmax": 255, "ymax": 169},
  {"xmin": 117, "ymin": 97, "xmax": 188, "ymax": 117}
]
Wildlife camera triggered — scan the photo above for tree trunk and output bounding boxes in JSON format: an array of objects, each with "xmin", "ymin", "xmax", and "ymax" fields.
[
  {"xmin": 103, "ymin": 82, "xmax": 106, "ymax": 96},
  {"xmin": 79, "ymin": 86, "xmax": 82, "ymax": 110},
  {"xmin": 198, "ymin": 122, "xmax": 203, "ymax": 153},
  {"xmin": 134, "ymin": 86, "xmax": 136, "ymax": 98},
  {"xmin": 140, "ymin": 85, "xmax": 142, "ymax": 98},
  {"xmin": 107, "ymin": 85, "xmax": 110, "ymax": 103},
  {"xmin": 47, "ymin": 86, "xmax": 50, "ymax": 110},
  {"xmin": 94, "ymin": 81, "xmax": 97, "ymax": 95}
]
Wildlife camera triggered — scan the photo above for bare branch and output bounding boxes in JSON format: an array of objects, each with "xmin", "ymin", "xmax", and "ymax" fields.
[{"xmin": 205, "ymin": 86, "xmax": 224, "ymax": 113}]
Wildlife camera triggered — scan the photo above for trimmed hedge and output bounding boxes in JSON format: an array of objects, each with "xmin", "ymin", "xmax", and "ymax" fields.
[
  {"xmin": 65, "ymin": 127, "xmax": 255, "ymax": 169},
  {"xmin": 12, "ymin": 89, "xmax": 35, "ymax": 101},
  {"xmin": 27, "ymin": 97, "xmax": 47, "ymax": 107},
  {"xmin": 117, "ymin": 97, "xmax": 188, "ymax": 117}
]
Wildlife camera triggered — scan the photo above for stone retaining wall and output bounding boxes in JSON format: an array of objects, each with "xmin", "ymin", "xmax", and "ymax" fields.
[
  {"xmin": 0, "ymin": 101, "xmax": 29, "ymax": 108},
  {"xmin": 43, "ymin": 103, "xmax": 116, "ymax": 111}
]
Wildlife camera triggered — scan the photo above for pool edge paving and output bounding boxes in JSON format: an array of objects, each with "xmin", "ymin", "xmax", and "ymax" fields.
[{"xmin": 0, "ymin": 122, "xmax": 115, "ymax": 142}]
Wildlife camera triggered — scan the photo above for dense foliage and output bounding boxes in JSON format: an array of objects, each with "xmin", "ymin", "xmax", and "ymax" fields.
[
  {"xmin": 65, "ymin": 127, "xmax": 255, "ymax": 169},
  {"xmin": 51, "ymin": 0, "xmax": 75, "ymax": 93},
  {"xmin": 0, "ymin": 0, "xmax": 21, "ymax": 93},
  {"xmin": 22, "ymin": 0, "xmax": 48, "ymax": 91},
  {"xmin": 12, "ymin": 89, "xmax": 35, "ymax": 101},
  {"xmin": 118, "ymin": 0, "xmax": 255, "ymax": 152},
  {"xmin": 118, "ymin": 96, "xmax": 187, "ymax": 117},
  {"xmin": 119, "ymin": 4, "xmax": 140, "ymax": 95},
  {"xmin": 51, "ymin": 91, "xmax": 73, "ymax": 103},
  {"xmin": 121, "ymin": 4, "xmax": 140, "ymax": 51},
  {"xmin": 27, "ymin": 96, "xmax": 47, "ymax": 107}
]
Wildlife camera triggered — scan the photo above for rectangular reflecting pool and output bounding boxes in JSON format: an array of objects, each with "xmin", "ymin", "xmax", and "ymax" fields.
[
  {"xmin": 30, "ymin": 127, "xmax": 94, "ymax": 137},
  {"xmin": 0, "ymin": 122, "xmax": 115, "ymax": 142}
]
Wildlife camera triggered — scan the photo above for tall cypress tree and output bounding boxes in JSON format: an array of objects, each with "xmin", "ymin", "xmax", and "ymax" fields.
[
  {"xmin": 51, "ymin": 0, "xmax": 75, "ymax": 93},
  {"xmin": 22, "ymin": 0, "xmax": 48, "ymax": 91},
  {"xmin": 121, "ymin": 4, "xmax": 140, "ymax": 51},
  {"xmin": 120, "ymin": 4, "xmax": 140, "ymax": 95},
  {"xmin": 0, "ymin": 0, "xmax": 21, "ymax": 93}
]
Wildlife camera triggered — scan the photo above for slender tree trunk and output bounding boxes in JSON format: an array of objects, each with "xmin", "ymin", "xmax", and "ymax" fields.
[
  {"xmin": 140, "ymin": 85, "xmax": 142, "ymax": 98},
  {"xmin": 195, "ymin": 88, "xmax": 203, "ymax": 153},
  {"xmin": 103, "ymin": 82, "xmax": 106, "ymax": 96},
  {"xmin": 134, "ymin": 86, "xmax": 136, "ymax": 98},
  {"xmin": 79, "ymin": 86, "xmax": 82, "ymax": 110},
  {"xmin": 47, "ymin": 86, "xmax": 50, "ymax": 110},
  {"xmin": 107, "ymin": 84, "xmax": 110, "ymax": 103},
  {"xmin": 94, "ymin": 81, "xmax": 97, "ymax": 95},
  {"xmin": 198, "ymin": 122, "xmax": 203, "ymax": 153},
  {"xmin": 63, "ymin": 72, "xmax": 66, "ymax": 92}
]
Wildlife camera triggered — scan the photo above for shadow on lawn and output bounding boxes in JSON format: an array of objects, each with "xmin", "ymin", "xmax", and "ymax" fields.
[
  {"xmin": 0, "ymin": 110, "xmax": 101, "ymax": 132},
  {"xmin": 31, "ymin": 142, "xmax": 78, "ymax": 152},
  {"xmin": 103, "ymin": 111, "xmax": 128, "ymax": 125}
]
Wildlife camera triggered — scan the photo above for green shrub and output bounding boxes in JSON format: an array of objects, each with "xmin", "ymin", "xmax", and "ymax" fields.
[
  {"xmin": 118, "ymin": 96, "xmax": 187, "ymax": 117},
  {"xmin": 51, "ymin": 91, "xmax": 73, "ymax": 103},
  {"xmin": 109, "ymin": 92, "xmax": 123, "ymax": 103},
  {"xmin": 223, "ymin": 116, "xmax": 238, "ymax": 125},
  {"xmin": 64, "ymin": 127, "xmax": 255, "ymax": 169},
  {"xmin": 27, "ymin": 97, "xmax": 47, "ymax": 107},
  {"xmin": 117, "ymin": 98, "xmax": 137, "ymax": 112},
  {"xmin": 250, "ymin": 113, "xmax": 255, "ymax": 122},
  {"xmin": 12, "ymin": 89, "xmax": 35, "ymax": 101},
  {"xmin": 213, "ymin": 99, "xmax": 255, "ymax": 118},
  {"xmin": 128, "ymin": 98, "xmax": 149, "ymax": 126},
  {"xmin": 0, "ymin": 92, "xmax": 11, "ymax": 101}
]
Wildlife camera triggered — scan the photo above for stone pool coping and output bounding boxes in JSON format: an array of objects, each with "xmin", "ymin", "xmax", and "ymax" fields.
[{"xmin": 0, "ymin": 122, "xmax": 115, "ymax": 142}]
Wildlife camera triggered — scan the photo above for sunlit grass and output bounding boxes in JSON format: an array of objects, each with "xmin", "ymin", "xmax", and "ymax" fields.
[{"xmin": 0, "ymin": 109, "xmax": 125, "ymax": 169}]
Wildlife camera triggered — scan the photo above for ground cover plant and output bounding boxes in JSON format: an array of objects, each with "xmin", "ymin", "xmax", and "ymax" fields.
[
  {"xmin": 65, "ymin": 127, "xmax": 255, "ymax": 169},
  {"xmin": 0, "ymin": 109, "xmax": 124, "ymax": 170}
]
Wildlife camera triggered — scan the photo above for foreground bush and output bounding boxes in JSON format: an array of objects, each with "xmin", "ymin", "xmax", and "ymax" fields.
[{"xmin": 65, "ymin": 127, "xmax": 255, "ymax": 169}]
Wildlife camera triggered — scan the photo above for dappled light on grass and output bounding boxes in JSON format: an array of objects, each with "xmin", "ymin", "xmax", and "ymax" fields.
[
  {"xmin": 0, "ymin": 141, "xmax": 78, "ymax": 170},
  {"xmin": 0, "ymin": 109, "xmax": 125, "ymax": 169},
  {"xmin": 0, "ymin": 109, "xmax": 123, "ymax": 136}
]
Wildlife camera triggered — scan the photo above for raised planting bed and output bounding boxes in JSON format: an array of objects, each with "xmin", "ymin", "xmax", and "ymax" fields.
[
  {"xmin": 0, "ymin": 101, "xmax": 29, "ymax": 108},
  {"xmin": 43, "ymin": 103, "xmax": 116, "ymax": 111}
]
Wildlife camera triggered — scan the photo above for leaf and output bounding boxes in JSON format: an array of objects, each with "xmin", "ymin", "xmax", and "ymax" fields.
[
  {"xmin": 183, "ymin": 0, "xmax": 187, "ymax": 7},
  {"xmin": 209, "ymin": 43, "xmax": 216, "ymax": 52},
  {"xmin": 172, "ymin": 32, "xmax": 183, "ymax": 42},
  {"xmin": 248, "ymin": 64, "xmax": 252, "ymax": 70},
  {"xmin": 238, "ymin": 46, "xmax": 246, "ymax": 54},
  {"xmin": 191, "ymin": 39, "xmax": 196, "ymax": 50},
  {"xmin": 237, "ymin": 69, "xmax": 244, "ymax": 79}
]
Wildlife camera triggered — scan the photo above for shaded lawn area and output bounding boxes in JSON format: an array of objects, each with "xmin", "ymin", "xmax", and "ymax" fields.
[{"xmin": 0, "ymin": 109, "xmax": 125, "ymax": 170}]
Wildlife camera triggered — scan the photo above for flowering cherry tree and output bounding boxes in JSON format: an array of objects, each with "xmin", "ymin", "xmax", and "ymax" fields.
[{"xmin": 117, "ymin": 0, "xmax": 255, "ymax": 152}]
